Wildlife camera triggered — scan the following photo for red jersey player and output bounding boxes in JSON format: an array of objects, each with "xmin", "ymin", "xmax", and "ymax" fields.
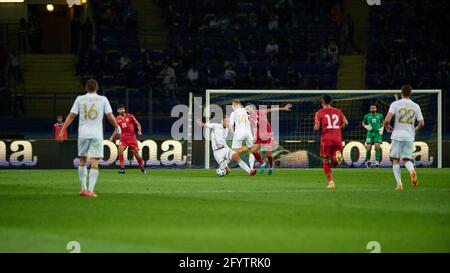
[
  {"xmin": 109, "ymin": 104, "xmax": 146, "ymax": 174},
  {"xmin": 246, "ymin": 103, "xmax": 292, "ymax": 175},
  {"xmin": 314, "ymin": 95, "xmax": 348, "ymax": 189}
]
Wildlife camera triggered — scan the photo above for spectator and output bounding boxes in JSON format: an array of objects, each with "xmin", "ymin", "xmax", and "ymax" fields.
[
  {"xmin": 268, "ymin": 15, "xmax": 279, "ymax": 30},
  {"xmin": 330, "ymin": 4, "xmax": 344, "ymax": 26},
  {"xmin": 307, "ymin": 43, "xmax": 318, "ymax": 64},
  {"xmin": 8, "ymin": 49, "xmax": 22, "ymax": 85},
  {"xmin": 187, "ymin": 65, "xmax": 199, "ymax": 85},
  {"xmin": 17, "ymin": 18, "xmax": 28, "ymax": 53},
  {"xmin": 54, "ymin": 115, "xmax": 68, "ymax": 141},
  {"xmin": 265, "ymin": 38, "xmax": 279, "ymax": 55},
  {"xmin": 208, "ymin": 16, "xmax": 219, "ymax": 30},
  {"xmin": 317, "ymin": 43, "xmax": 329, "ymax": 64},
  {"xmin": 120, "ymin": 54, "xmax": 131, "ymax": 71},
  {"xmin": 223, "ymin": 64, "xmax": 236, "ymax": 86},
  {"xmin": 342, "ymin": 14, "xmax": 362, "ymax": 54},
  {"xmin": 328, "ymin": 40, "xmax": 339, "ymax": 64}
]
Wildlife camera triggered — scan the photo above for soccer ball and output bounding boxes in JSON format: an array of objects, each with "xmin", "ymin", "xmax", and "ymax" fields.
[{"xmin": 216, "ymin": 168, "xmax": 226, "ymax": 177}]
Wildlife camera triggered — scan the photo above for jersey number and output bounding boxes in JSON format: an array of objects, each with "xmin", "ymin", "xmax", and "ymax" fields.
[
  {"xmin": 398, "ymin": 108, "xmax": 416, "ymax": 125},
  {"xmin": 325, "ymin": 114, "xmax": 340, "ymax": 129},
  {"xmin": 82, "ymin": 104, "xmax": 99, "ymax": 121}
]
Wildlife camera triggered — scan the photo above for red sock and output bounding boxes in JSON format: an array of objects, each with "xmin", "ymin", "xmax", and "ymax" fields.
[
  {"xmin": 252, "ymin": 151, "xmax": 264, "ymax": 165},
  {"xmin": 118, "ymin": 154, "xmax": 125, "ymax": 169},
  {"xmin": 323, "ymin": 159, "xmax": 333, "ymax": 182},
  {"xmin": 136, "ymin": 156, "xmax": 144, "ymax": 170},
  {"xmin": 268, "ymin": 156, "xmax": 273, "ymax": 168}
]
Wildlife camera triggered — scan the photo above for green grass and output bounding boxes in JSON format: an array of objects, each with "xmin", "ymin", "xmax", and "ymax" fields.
[{"xmin": 0, "ymin": 168, "xmax": 449, "ymax": 253}]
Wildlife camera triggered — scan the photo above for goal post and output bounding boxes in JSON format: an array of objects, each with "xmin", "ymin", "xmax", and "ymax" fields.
[{"xmin": 204, "ymin": 89, "xmax": 442, "ymax": 169}]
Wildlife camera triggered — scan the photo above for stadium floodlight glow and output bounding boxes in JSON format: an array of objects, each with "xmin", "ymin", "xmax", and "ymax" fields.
[
  {"xmin": 203, "ymin": 89, "xmax": 442, "ymax": 169},
  {"xmin": 46, "ymin": 4, "xmax": 54, "ymax": 12},
  {"xmin": 66, "ymin": 0, "xmax": 81, "ymax": 7}
]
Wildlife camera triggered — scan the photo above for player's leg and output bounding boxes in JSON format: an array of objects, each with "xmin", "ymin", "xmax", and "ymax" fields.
[
  {"xmin": 78, "ymin": 157, "xmax": 88, "ymax": 195},
  {"xmin": 248, "ymin": 136, "xmax": 264, "ymax": 168},
  {"xmin": 390, "ymin": 140, "xmax": 403, "ymax": 191},
  {"xmin": 117, "ymin": 144, "xmax": 126, "ymax": 174},
  {"xmin": 86, "ymin": 157, "xmax": 100, "ymax": 197},
  {"xmin": 401, "ymin": 141, "xmax": 417, "ymax": 187},
  {"xmin": 131, "ymin": 149, "xmax": 146, "ymax": 174},
  {"xmin": 266, "ymin": 150, "xmax": 273, "ymax": 175},
  {"xmin": 85, "ymin": 138, "xmax": 104, "ymax": 197},
  {"xmin": 230, "ymin": 150, "xmax": 255, "ymax": 175},
  {"xmin": 365, "ymin": 143, "xmax": 372, "ymax": 168},
  {"xmin": 77, "ymin": 139, "xmax": 89, "ymax": 195},
  {"xmin": 374, "ymin": 142, "xmax": 382, "ymax": 168},
  {"xmin": 320, "ymin": 145, "xmax": 335, "ymax": 189}
]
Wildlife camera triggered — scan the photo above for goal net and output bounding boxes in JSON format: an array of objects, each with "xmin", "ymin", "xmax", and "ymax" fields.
[{"xmin": 203, "ymin": 90, "xmax": 442, "ymax": 169}]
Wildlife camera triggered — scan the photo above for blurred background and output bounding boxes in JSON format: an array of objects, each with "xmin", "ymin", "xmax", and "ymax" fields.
[{"xmin": 0, "ymin": 0, "xmax": 448, "ymax": 164}]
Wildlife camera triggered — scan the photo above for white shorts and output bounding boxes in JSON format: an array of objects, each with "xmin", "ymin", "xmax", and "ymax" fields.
[
  {"xmin": 78, "ymin": 138, "xmax": 104, "ymax": 158},
  {"xmin": 390, "ymin": 140, "xmax": 414, "ymax": 160},
  {"xmin": 232, "ymin": 132, "xmax": 254, "ymax": 149},
  {"xmin": 213, "ymin": 147, "xmax": 235, "ymax": 169}
]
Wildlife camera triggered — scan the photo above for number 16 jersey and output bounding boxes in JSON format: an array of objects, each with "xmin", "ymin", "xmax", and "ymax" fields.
[
  {"xmin": 315, "ymin": 106, "xmax": 346, "ymax": 146},
  {"xmin": 70, "ymin": 93, "xmax": 113, "ymax": 139}
]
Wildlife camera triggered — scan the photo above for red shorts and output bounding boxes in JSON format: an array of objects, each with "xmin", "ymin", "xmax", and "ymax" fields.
[
  {"xmin": 254, "ymin": 137, "xmax": 277, "ymax": 152},
  {"xmin": 320, "ymin": 144, "xmax": 342, "ymax": 158},
  {"xmin": 119, "ymin": 137, "xmax": 139, "ymax": 151},
  {"xmin": 254, "ymin": 137, "xmax": 271, "ymax": 145}
]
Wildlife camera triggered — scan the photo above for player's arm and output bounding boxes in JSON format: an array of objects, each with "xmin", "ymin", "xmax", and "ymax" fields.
[
  {"xmin": 196, "ymin": 118, "xmax": 207, "ymax": 128},
  {"xmin": 106, "ymin": 112, "xmax": 122, "ymax": 137},
  {"xmin": 383, "ymin": 112, "xmax": 394, "ymax": 133},
  {"xmin": 415, "ymin": 107, "xmax": 424, "ymax": 133},
  {"xmin": 109, "ymin": 130, "xmax": 117, "ymax": 142},
  {"xmin": 313, "ymin": 112, "xmax": 320, "ymax": 131},
  {"xmin": 262, "ymin": 103, "xmax": 293, "ymax": 113},
  {"xmin": 104, "ymin": 98, "xmax": 121, "ymax": 137},
  {"xmin": 57, "ymin": 112, "xmax": 76, "ymax": 142},
  {"xmin": 132, "ymin": 116, "xmax": 142, "ymax": 136},
  {"xmin": 341, "ymin": 114, "xmax": 349, "ymax": 129},
  {"xmin": 228, "ymin": 113, "xmax": 235, "ymax": 134}
]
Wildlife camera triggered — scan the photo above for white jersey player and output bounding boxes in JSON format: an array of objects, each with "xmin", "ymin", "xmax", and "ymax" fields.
[
  {"xmin": 197, "ymin": 117, "xmax": 256, "ymax": 176},
  {"xmin": 58, "ymin": 79, "xmax": 121, "ymax": 197},
  {"xmin": 229, "ymin": 99, "xmax": 260, "ymax": 168},
  {"xmin": 384, "ymin": 85, "xmax": 424, "ymax": 191}
]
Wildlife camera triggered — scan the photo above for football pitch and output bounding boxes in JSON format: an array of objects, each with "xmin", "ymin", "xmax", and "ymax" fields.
[{"xmin": 0, "ymin": 168, "xmax": 449, "ymax": 253}]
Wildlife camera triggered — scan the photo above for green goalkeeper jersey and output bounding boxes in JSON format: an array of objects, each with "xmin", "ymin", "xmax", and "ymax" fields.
[{"xmin": 363, "ymin": 113, "xmax": 384, "ymax": 133}]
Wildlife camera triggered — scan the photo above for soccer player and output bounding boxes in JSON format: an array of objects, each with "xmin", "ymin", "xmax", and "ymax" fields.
[
  {"xmin": 245, "ymin": 103, "xmax": 292, "ymax": 175},
  {"xmin": 229, "ymin": 99, "xmax": 264, "ymax": 169},
  {"xmin": 383, "ymin": 85, "xmax": 424, "ymax": 191},
  {"xmin": 197, "ymin": 117, "xmax": 256, "ymax": 176},
  {"xmin": 362, "ymin": 103, "xmax": 384, "ymax": 168},
  {"xmin": 109, "ymin": 104, "xmax": 145, "ymax": 175},
  {"xmin": 314, "ymin": 95, "xmax": 348, "ymax": 189},
  {"xmin": 58, "ymin": 79, "xmax": 121, "ymax": 197}
]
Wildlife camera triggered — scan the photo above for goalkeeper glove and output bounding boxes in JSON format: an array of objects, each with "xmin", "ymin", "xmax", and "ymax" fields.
[
  {"xmin": 379, "ymin": 127, "xmax": 384, "ymax": 135},
  {"xmin": 364, "ymin": 125, "xmax": 373, "ymax": 131}
]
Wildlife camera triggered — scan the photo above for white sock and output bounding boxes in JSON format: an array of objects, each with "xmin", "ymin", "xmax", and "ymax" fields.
[
  {"xmin": 238, "ymin": 160, "xmax": 251, "ymax": 174},
  {"xmin": 78, "ymin": 166, "xmax": 87, "ymax": 191},
  {"xmin": 405, "ymin": 161, "xmax": 415, "ymax": 174},
  {"xmin": 393, "ymin": 164, "xmax": 402, "ymax": 185},
  {"xmin": 88, "ymin": 168, "xmax": 99, "ymax": 193},
  {"xmin": 249, "ymin": 154, "xmax": 255, "ymax": 169}
]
